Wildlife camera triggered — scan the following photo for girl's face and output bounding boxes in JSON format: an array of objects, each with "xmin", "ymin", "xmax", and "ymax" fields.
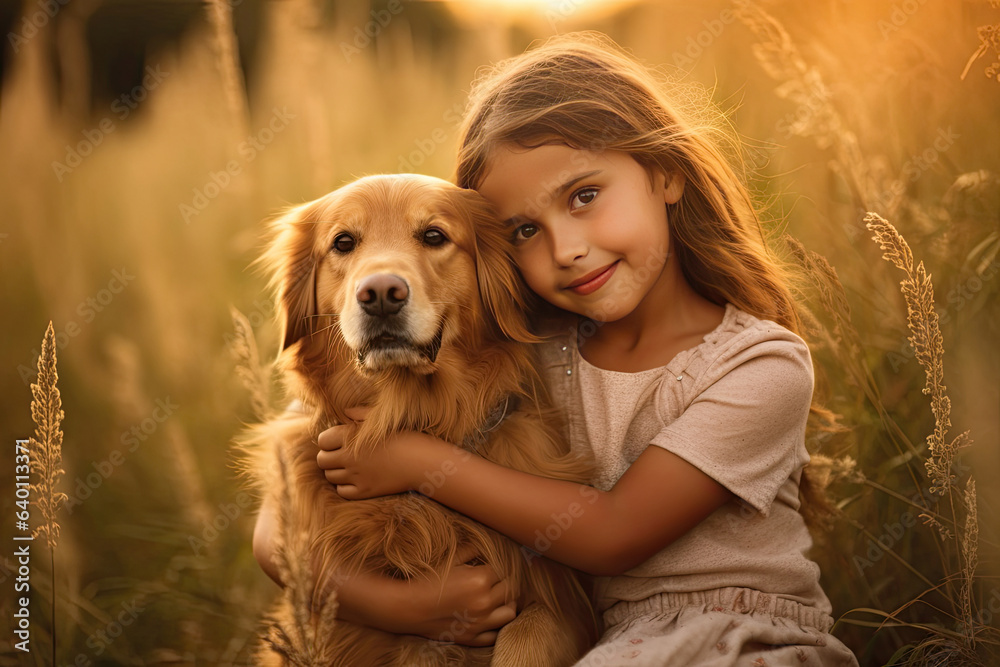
[{"xmin": 477, "ymin": 144, "xmax": 684, "ymax": 322}]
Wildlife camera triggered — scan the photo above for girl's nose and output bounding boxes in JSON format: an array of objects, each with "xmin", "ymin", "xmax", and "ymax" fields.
[{"xmin": 550, "ymin": 225, "xmax": 588, "ymax": 267}]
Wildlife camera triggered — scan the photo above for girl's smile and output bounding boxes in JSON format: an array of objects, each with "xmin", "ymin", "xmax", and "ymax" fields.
[{"xmin": 564, "ymin": 260, "xmax": 619, "ymax": 295}]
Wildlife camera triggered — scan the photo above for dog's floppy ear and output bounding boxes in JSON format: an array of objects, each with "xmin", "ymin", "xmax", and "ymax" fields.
[
  {"xmin": 259, "ymin": 203, "xmax": 319, "ymax": 351},
  {"xmin": 456, "ymin": 188, "xmax": 537, "ymax": 344}
]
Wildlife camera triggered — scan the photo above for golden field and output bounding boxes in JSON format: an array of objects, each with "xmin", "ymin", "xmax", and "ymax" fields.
[{"xmin": 0, "ymin": 1, "xmax": 997, "ymax": 664}]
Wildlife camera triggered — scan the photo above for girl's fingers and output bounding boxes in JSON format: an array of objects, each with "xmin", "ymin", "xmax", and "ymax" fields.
[
  {"xmin": 333, "ymin": 484, "xmax": 359, "ymax": 500},
  {"xmin": 490, "ymin": 578, "xmax": 516, "ymax": 610},
  {"xmin": 316, "ymin": 448, "xmax": 348, "ymax": 472},
  {"xmin": 316, "ymin": 448, "xmax": 338, "ymax": 469},
  {"xmin": 323, "ymin": 468, "xmax": 347, "ymax": 484},
  {"xmin": 317, "ymin": 440, "xmax": 359, "ymax": 471},
  {"xmin": 317, "ymin": 425, "xmax": 347, "ymax": 451},
  {"xmin": 458, "ymin": 602, "xmax": 517, "ymax": 646},
  {"xmin": 493, "ymin": 600, "xmax": 517, "ymax": 624}
]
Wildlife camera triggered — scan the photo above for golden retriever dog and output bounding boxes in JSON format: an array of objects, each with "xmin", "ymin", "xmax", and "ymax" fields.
[{"xmin": 247, "ymin": 174, "xmax": 597, "ymax": 666}]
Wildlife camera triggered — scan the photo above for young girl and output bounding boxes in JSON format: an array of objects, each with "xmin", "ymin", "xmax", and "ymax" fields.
[{"xmin": 280, "ymin": 32, "xmax": 858, "ymax": 666}]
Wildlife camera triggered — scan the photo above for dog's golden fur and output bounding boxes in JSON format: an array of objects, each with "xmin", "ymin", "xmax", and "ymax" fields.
[{"xmin": 244, "ymin": 174, "xmax": 597, "ymax": 666}]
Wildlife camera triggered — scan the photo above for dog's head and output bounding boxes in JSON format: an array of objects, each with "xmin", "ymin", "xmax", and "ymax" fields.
[{"xmin": 263, "ymin": 174, "xmax": 533, "ymax": 376}]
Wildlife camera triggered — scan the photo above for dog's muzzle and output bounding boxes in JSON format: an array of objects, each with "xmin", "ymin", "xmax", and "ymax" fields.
[{"xmin": 352, "ymin": 273, "xmax": 443, "ymax": 368}]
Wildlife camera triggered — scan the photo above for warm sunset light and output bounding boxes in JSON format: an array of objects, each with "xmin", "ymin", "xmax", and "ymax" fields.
[
  {"xmin": 434, "ymin": 0, "xmax": 637, "ymax": 24},
  {"xmin": 2, "ymin": 1, "xmax": 997, "ymax": 664}
]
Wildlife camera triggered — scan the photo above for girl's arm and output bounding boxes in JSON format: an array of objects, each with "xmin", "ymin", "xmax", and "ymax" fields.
[
  {"xmin": 252, "ymin": 492, "xmax": 516, "ymax": 645},
  {"xmin": 319, "ymin": 428, "xmax": 732, "ymax": 576}
]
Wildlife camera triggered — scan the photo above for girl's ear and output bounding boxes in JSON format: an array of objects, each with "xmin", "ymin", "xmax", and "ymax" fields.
[
  {"xmin": 259, "ymin": 204, "xmax": 319, "ymax": 351},
  {"xmin": 663, "ymin": 171, "xmax": 686, "ymax": 205},
  {"xmin": 457, "ymin": 188, "xmax": 537, "ymax": 344}
]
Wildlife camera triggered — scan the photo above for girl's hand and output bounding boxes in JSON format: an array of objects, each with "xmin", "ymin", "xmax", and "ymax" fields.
[
  {"xmin": 316, "ymin": 409, "xmax": 452, "ymax": 499},
  {"xmin": 381, "ymin": 544, "xmax": 517, "ymax": 645}
]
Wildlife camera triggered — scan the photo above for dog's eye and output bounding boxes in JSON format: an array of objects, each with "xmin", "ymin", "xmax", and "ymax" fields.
[
  {"xmin": 422, "ymin": 228, "xmax": 448, "ymax": 247},
  {"xmin": 332, "ymin": 233, "xmax": 356, "ymax": 253}
]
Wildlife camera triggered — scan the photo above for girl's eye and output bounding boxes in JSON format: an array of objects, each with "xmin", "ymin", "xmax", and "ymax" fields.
[
  {"xmin": 332, "ymin": 233, "xmax": 356, "ymax": 253},
  {"xmin": 571, "ymin": 188, "xmax": 598, "ymax": 210},
  {"xmin": 513, "ymin": 224, "xmax": 538, "ymax": 243},
  {"xmin": 422, "ymin": 228, "xmax": 448, "ymax": 247}
]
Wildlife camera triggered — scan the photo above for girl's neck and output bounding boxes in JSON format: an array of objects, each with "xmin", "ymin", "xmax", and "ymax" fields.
[{"xmin": 577, "ymin": 258, "xmax": 725, "ymax": 373}]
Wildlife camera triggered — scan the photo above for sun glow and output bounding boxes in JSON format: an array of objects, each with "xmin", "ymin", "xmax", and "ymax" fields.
[{"xmin": 438, "ymin": 0, "xmax": 636, "ymax": 24}]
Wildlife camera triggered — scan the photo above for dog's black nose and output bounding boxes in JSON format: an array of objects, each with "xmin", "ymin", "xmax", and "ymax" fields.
[{"xmin": 356, "ymin": 273, "xmax": 409, "ymax": 316}]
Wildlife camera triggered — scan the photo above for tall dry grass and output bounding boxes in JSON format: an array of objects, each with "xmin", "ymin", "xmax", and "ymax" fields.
[
  {"xmin": 1, "ymin": 1, "xmax": 996, "ymax": 665},
  {"xmin": 259, "ymin": 451, "xmax": 340, "ymax": 666},
  {"xmin": 860, "ymin": 212, "xmax": 987, "ymax": 664},
  {"xmin": 735, "ymin": 2, "xmax": 999, "ymax": 664},
  {"xmin": 962, "ymin": 5, "xmax": 1000, "ymax": 84},
  {"xmin": 29, "ymin": 322, "xmax": 67, "ymax": 552},
  {"xmin": 229, "ymin": 305, "xmax": 343, "ymax": 664},
  {"xmin": 27, "ymin": 321, "xmax": 67, "ymax": 665}
]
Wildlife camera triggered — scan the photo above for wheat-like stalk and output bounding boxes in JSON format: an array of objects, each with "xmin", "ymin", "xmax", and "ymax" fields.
[
  {"xmin": 785, "ymin": 237, "xmax": 858, "ymax": 353},
  {"xmin": 865, "ymin": 212, "xmax": 972, "ymax": 497},
  {"xmin": 732, "ymin": 0, "xmax": 839, "ymax": 147},
  {"xmin": 291, "ymin": 0, "xmax": 335, "ymax": 193},
  {"xmin": 809, "ymin": 454, "xmax": 866, "ymax": 488},
  {"xmin": 961, "ymin": 22, "xmax": 1000, "ymax": 83},
  {"xmin": 261, "ymin": 450, "xmax": 339, "ymax": 666},
  {"xmin": 960, "ymin": 479, "xmax": 979, "ymax": 647},
  {"xmin": 735, "ymin": 1, "xmax": 891, "ymax": 216},
  {"xmin": 230, "ymin": 306, "xmax": 272, "ymax": 422},
  {"xmin": 28, "ymin": 321, "xmax": 68, "ymax": 666},
  {"xmin": 30, "ymin": 321, "xmax": 67, "ymax": 548},
  {"xmin": 229, "ymin": 312, "xmax": 340, "ymax": 661},
  {"xmin": 917, "ymin": 513, "xmax": 953, "ymax": 541},
  {"xmin": 785, "ymin": 235, "xmax": 924, "ymax": 468},
  {"xmin": 865, "ymin": 212, "xmax": 986, "ymax": 660},
  {"xmin": 205, "ymin": 0, "xmax": 250, "ymax": 147}
]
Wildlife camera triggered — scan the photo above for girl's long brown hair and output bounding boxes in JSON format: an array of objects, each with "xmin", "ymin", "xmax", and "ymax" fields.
[
  {"xmin": 456, "ymin": 31, "xmax": 799, "ymax": 333},
  {"xmin": 456, "ymin": 32, "xmax": 836, "ymax": 527}
]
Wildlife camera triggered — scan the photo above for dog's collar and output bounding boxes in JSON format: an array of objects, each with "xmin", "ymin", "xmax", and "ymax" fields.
[{"xmin": 462, "ymin": 394, "xmax": 520, "ymax": 453}]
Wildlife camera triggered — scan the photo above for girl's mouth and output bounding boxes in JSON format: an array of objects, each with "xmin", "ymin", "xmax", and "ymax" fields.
[{"xmin": 564, "ymin": 261, "xmax": 619, "ymax": 296}]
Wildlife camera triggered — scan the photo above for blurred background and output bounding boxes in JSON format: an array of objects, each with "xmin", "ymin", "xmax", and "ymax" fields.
[{"xmin": 0, "ymin": 0, "xmax": 997, "ymax": 665}]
